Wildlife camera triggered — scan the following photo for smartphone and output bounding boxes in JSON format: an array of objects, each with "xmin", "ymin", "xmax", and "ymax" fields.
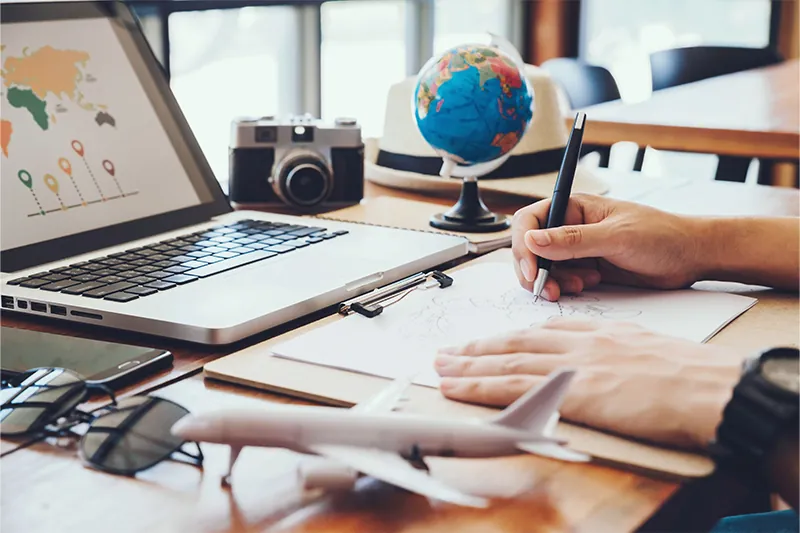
[{"xmin": 1, "ymin": 327, "xmax": 173, "ymax": 387}]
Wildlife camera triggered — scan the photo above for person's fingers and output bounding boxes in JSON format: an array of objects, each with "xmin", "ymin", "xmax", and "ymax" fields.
[
  {"xmin": 542, "ymin": 316, "xmax": 602, "ymax": 331},
  {"xmin": 435, "ymin": 353, "xmax": 563, "ymax": 377},
  {"xmin": 524, "ymin": 220, "xmax": 617, "ymax": 262},
  {"xmin": 511, "ymin": 202, "xmax": 547, "ymax": 287},
  {"xmin": 439, "ymin": 328, "xmax": 577, "ymax": 356},
  {"xmin": 439, "ymin": 375, "xmax": 545, "ymax": 407},
  {"xmin": 551, "ymin": 272, "xmax": 584, "ymax": 294},
  {"xmin": 552, "ymin": 268, "xmax": 602, "ymax": 290},
  {"xmin": 513, "ymin": 257, "xmax": 534, "ymax": 292},
  {"xmin": 541, "ymin": 277, "xmax": 561, "ymax": 301}
]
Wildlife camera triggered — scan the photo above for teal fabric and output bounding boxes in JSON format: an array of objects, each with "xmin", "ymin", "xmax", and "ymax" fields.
[{"xmin": 711, "ymin": 510, "xmax": 798, "ymax": 532}]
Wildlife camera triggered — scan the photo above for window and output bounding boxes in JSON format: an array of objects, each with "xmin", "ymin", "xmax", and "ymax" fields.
[
  {"xmin": 581, "ymin": 0, "xmax": 772, "ymax": 102},
  {"xmin": 433, "ymin": 0, "xmax": 516, "ymax": 55},
  {"xmin": 131, "ymin": 0, "xmax": 522, "ymax": 184},
  {"xmin": 320, "ymin": 1, "xmax": 407, "ymax": 139},
  {"xmin": 169, "ymin": 6, "xmax": 301, "ymax": 183}
]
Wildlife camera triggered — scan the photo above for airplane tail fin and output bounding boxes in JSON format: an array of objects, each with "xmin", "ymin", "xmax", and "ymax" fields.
[{"xmin": 489, "ymin": 369, "xmax": 575, "ymax": 434}]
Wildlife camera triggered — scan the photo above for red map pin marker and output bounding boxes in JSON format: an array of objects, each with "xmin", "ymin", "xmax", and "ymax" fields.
[
  {"xmin": 58, "ymin": 157, "xmax": 72, "ymax": 176},
  {"xmin": 102, "ymin": 160, "xmax": 115, "ymax": 176},
  {"xmin": 72, "ymin": 140, "xmax": 85, "ymax": 157}
]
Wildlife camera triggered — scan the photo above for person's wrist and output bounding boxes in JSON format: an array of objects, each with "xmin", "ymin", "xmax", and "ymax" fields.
[{"xmin": 686, "ymin": 216, "xmax": 731, "ymax": 283}]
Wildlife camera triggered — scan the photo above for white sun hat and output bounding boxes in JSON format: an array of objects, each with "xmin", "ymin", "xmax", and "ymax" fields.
[{"xmin": 365, "ymin": 63, "xmax": 608, "ymax": 198}]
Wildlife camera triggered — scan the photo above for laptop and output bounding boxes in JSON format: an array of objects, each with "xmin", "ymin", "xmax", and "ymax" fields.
[{"xmin": 0, "ymin": 1, "xmax": 468, "ymax": 344}]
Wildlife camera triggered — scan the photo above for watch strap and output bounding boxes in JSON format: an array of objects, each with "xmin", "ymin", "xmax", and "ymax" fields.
[{"xmin": 710, "ymin": 372, "xmax": 799, "ymax": 479}]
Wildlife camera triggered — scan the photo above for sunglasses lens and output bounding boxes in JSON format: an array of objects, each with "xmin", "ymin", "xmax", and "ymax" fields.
[
  {"xmin": 0, "ymin": 368, "xmax": 86, "ymax": 435},
  {"xmin": 80, "ymin": 396, "xmax": 190, "ymax": 474}
]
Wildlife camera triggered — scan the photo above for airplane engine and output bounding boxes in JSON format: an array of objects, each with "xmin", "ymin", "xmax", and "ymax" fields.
[{"xmin": 298, "ymin": 460, "xmax": 359, "ymax": 490}]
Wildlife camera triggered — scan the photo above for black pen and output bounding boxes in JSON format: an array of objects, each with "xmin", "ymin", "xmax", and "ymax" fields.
[{"xmin": 532, "ymin": 112, "xmax": 586, "ymax": 301}]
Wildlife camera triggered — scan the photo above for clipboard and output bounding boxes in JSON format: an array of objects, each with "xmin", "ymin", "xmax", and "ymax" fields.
[{"xmin": 204, "ymin": 249, "xmax": 799, "ymax": 481}]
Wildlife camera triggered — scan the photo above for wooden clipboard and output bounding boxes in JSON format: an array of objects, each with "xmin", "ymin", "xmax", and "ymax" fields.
[{"xmin": 204, "ymin": 249, "xmax": 799, "ymax": 481}]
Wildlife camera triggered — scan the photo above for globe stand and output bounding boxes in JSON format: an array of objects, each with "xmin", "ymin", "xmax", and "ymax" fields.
[{"xmin": 430, "ymin": 176, "xmax": 510, "ymax": 233}]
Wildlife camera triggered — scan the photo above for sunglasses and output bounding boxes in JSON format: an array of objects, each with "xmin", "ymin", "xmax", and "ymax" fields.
[{"xmin": 0, "ymin": 367, "xmax": 203, "ymax": 475}]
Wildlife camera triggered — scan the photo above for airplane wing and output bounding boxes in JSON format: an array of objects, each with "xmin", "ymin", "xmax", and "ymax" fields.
[
  {"xmin": 308, "ymin": 443, "xmax": 488, "ymax": 508},
  {"xmin": 352, "ymin": 376, "xmax": 412, "ymax": 413}
]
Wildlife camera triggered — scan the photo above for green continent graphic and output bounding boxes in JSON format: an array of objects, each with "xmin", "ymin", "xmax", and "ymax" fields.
[{"xmin": 6, "ymin": 87, "xmax": 48, "ymax": 130}]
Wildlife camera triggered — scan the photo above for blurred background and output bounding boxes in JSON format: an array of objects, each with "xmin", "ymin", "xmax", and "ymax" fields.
[{"xmin": 125, "ymin": 0, "xmax": 796, "ymax": 188}]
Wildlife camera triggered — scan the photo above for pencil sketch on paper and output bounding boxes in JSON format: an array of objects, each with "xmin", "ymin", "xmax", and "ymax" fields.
[{"xmin": 398, "ymin": 289, "xmax": 643, "ymax": 341}]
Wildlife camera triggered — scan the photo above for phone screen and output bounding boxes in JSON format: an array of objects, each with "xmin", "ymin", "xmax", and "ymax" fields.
[{"xmin": 1, "ymin": 327, "xmax": 170, "ymax": 383}]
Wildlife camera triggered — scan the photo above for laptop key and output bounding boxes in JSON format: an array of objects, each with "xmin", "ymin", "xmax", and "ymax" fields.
[
  {"xmin": 161, "ymin": 274, "xmax": 197, "ymax": 285},
  {"xmin": 233, "ymin": 238, "xmax": 256, "ymax": 245},
  {"xmin": 214, "ymin": 251, "xmax": 239, "ymax": 259},
  {"xmin": 180, "ymin": 260, "xmax": 207, "ymax": 269},
  {"xmin": 196, "ymin": 255, "xmax": 224, "ymax": 264},
  {"xmin": 183, "ymin": 250, "xmax": 277, "ymax": 278},
  {"xmin": 202, "ymin": 246, "xmax": 227, "ymax": 254},
  {"xmin": 147, "ymin": 271, "xmax": 177, "ymax": 280},
  {"xmin": 165, "ymin": 265, "xmax": 190, "ymax": 274},
  {"xmin": 332, "ymin": 230, "xmax": 349, "ymax": 236},
  {"xmin": 99, "ymin": 258, "xmax": 125, "ymax": 267},
  {"xmin": 288, "ymin": 227, "xmax": 325, "ymax": 237},
  {"xmin": 264, "ymin": 245, "xmax": 295, "ymax": 254},
  {"xmin": 306, "ymin": 237, "xmax": 324, "ymax": 244},
  {"xmin": 126, "ymin": 286, "xmax": 158, "ymax": 296},
  {"xmin": 82, "ymin": 282, "xmax": 136, "ymax": 298},
  {"xmin": 128, "ymin": 276, "xmax": 156, "ymax": 285},
  {"xmin": 41, "ymin": 279, "xmax": 81, "ymax": 292},
  {"xmin": 105, "ymin": 292, "xmax": 139, "ymax": 303},
  {"xmin": 144, "ymin": 281, "xmax": 176, "ymax": 290},
  {"xmin": 135, "ymin": 265, "xmax": 161, "ymax": 274},
  {"xmin": 229, "ymin": 247, "xmax": 254, "ymax": 255},
  {"xmin": 97, "ymin": 275, "xmax": 127, "ymax": 284},
  {"xmin": 19, "ymin": 278, "xmax": 52, "ymax": 288},
  {"xmin": 62, "ymin": 281, "xmax": 107, "ymax": 295},
  {"xmin": 187, "ymin": 250, "xmax": 212, "ymax": 258},
  {"xmin": 152, "ymin": 260, "xmax": 178, "ymax": 269},
  {"xmin": 6, "ymin": 276, "xmax": 32, "ymax": 286},
  {"xmin": 42, "ymin": 273, "xmax": 70, "ymax": 282}
]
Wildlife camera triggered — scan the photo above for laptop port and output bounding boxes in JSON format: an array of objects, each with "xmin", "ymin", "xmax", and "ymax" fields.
[
  {"xmin": 17, "ymin": 300, "xmax": 28, "ymax": 309},
  {"xmin": 50, "ymin": 305, "xmax": 67, "ymax": 316},
  {"xmin": 1, "ymin": 296, "xmax": 13, "ymax": 309},
  {"xmin": 71, "ymin": 310, "xmax": 102, "ymax": 320},
  {"xmin": 30, "ymin": 302, "xmax": 47, "ymax": 313}
]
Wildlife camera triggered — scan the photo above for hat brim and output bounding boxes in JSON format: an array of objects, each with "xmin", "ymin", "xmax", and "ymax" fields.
[{"xmin": 364, "ymin": 138, "xmax": 609, "ymax": 199}]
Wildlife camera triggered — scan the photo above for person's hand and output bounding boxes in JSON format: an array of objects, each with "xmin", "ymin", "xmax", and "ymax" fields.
[
  {"xmin": 435, "ymin": 318, "xmax": 741, "ymax": 449},
  {"xmin": 512, "ymin": 194, "xmax": 703, "ymax": 300}
]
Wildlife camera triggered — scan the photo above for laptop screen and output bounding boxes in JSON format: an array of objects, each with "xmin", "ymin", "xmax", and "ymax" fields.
[{"xmin": 1, "ymin": 2, "xmax": 230, "ymax": 272}]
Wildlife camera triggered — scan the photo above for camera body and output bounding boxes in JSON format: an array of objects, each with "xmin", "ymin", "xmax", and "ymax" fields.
[{"xmin": 229, "ymin": 114, "xmax": 364, "ymax": 210}]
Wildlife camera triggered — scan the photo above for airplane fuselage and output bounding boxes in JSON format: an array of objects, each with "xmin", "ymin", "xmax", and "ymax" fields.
[{"xmin": 177, "ymin": 406, "xmax": 547, "ymax": 459}]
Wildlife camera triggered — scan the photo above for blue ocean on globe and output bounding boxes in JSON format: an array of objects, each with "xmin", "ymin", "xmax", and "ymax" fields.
[{"xmin": 413, "ymin": 45, "xmax": 534, "ymax": 165}]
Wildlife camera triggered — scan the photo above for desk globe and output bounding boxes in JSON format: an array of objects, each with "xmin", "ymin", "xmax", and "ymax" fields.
[{"xmin": 413, "ymin": 43, "xmax": 534, "ymax": 232}]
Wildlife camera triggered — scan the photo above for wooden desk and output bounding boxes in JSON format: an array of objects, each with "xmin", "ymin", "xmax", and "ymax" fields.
[
  {"xmin": 571, "ymin": 60, "xmax": 800, "ymax": 161},
  {"xmin": 2, "ymin": 175, "xmax": 798, "ymax": 533}
]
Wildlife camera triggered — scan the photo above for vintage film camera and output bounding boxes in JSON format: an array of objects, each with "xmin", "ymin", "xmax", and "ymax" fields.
[{"xmin": 229, "ymin": 114, "xmax": 364, "ymax": 210}]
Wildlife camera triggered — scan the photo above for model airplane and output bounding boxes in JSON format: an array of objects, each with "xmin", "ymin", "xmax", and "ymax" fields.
[{"xmin": 171, "ymin": 369, "xmax": 589, "ymax": 508}]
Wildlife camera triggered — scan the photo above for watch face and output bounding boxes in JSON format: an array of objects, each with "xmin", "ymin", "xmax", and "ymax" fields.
[{"xmin": 761, "ymin": 357, "xmax": 800, "ymax": 394}]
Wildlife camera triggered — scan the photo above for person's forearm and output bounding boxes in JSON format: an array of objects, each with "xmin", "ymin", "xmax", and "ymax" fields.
[{"xmin": 691, "ymin": 217, "xmax": 800, "ymax": 290}]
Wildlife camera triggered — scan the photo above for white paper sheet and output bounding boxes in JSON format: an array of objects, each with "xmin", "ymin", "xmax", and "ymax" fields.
[{"xmin": 272, "ymin": 263, "xmax": 757, "ymax": 387}]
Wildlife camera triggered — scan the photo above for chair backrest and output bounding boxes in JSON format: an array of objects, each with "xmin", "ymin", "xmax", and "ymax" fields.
[
  {"xmin": 649, "ymin": 46, "xmax": 783, "ymax": 91},
  {"xmin": 540, "ymin": 58, "xmax": 621, "ymax": 109}
]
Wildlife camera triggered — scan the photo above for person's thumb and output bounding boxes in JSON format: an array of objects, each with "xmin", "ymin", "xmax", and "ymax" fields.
[{"xmin": 524, "ymin": 222, "xmax": 613, "ymax": 261}]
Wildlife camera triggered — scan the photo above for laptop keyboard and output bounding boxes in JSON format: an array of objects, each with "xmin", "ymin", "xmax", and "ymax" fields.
[{"xmin": 6, "ymin": 219, "xmax": 347, "ymax": 304}]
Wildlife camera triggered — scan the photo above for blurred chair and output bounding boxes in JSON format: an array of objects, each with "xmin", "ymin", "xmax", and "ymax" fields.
[
  {"xmin": 649, "ymin": 46, "xmax": 784, "ymax": 183},
  {"xmin": 541, "ymin": 58, "xmax": 643, "ymax": 169}
]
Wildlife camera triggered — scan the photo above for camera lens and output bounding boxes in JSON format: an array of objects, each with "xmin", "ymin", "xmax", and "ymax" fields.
[
  {"xmin": 285, "ymin": 165, "xmax": 328, "ymax": 206},
  {"xmin": 271, "ymin": 151, "xmax": 333, "ymax": 208}
]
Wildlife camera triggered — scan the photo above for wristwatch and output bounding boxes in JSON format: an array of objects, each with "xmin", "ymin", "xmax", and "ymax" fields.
[{"xmin": 710, "ymin": 346, "xmax": 799, "ymax": 479}]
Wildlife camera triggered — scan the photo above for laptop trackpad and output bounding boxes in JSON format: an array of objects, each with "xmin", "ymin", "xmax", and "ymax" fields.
[{"xmin": 167, "ymin": 253, "xmax": 381, "ymax": 327}]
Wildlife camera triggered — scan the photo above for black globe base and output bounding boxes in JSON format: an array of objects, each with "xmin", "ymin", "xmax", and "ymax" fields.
[{"xmin": 429, "ymin": 177, "xmax": 510, "ymax": 233}]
